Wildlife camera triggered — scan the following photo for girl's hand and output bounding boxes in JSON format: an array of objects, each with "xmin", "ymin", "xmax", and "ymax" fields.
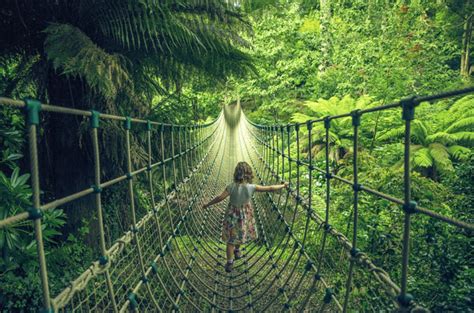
[
  {"xmin": 202, "ymin": 204, "xmax": 208, "ymax": 209},
  {"xmin": 282, "ymin": 181, "xmax": 289, "ymax": 189}
]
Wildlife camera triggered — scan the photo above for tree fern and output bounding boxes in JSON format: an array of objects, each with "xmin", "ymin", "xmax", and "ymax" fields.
[
  {"xmin": 290, "ymin": 95, "xmax": 374, "ymax": 164},
  {"xmin": 425, "ymin": 132, "xmax": 456, "ymax": 145},
  {"xmin": 1, "ymin": 0, "xmax": 254, "ymax": 108},
  {"xmin": 377, "ymin": 127, "xmax": 405, "ymax": 141},
  {"xmin": 448, "ymin": 95, "xmax": 474, "ymax": 116},
  {"xmin": 44, "ymin": 23, "xmax": 131, "ymax": 100},
  {"xmin": 376, "ymin": 98, "xmax": 474, "ymax": 179}
]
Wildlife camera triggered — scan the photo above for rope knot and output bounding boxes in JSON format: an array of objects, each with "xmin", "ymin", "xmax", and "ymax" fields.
[
  {"xmin": 401, "ymin": 96, "xmax": 418, "ymax": 121},
  {"xmin": 397, "ymin": 293, "xmax": 414, "ymax": 307},
  {"xmin": 351, "ymin": 109, "xmax": 361, "ymax": 127},
  {"xmin": 98, "ymin": 255, "xmax": 108, "ymax": 266},
  {"xmin": 27, "ymin": 207, "xmax": 43, "ymax": 220},
  {"xmin": 403, "ymin": 201, "xmax": 417, "ymax": 214},
  {"xmin": 91, "ymin": 185, "xmax": 102, "ymax": 194},
  {"xmin": 324, "ymin": 288, "xmax": 333, "ymax": 304}
]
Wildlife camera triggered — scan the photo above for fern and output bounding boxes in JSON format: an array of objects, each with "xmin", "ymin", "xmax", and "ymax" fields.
[
  {"xmin": 291, "ymin": 112, "xmax": 312, "ymax": 123},
  {"xmin": 445, "ymin": 117, "xmax": 474, "ymax": 133},
  {"xmin": 429, "ymin": 143, "xmax": 453, "ymax": 172},
  {"xmin": 425, "ymin": 132, "xmax": 455, "ymax": 145},
  {"xmin": 448, "ymin": 95, "xmax": 474, "ymax": 115},
  {"xmin": 44, "ymin": 23, "xmax": 130, "ymax": 100},
  {"xmin": 377, "ymin": 126, "xmax": 405, "ymax": 141},
  {"xmin": 413, "ymin": 147, "xmax": 433, "ymax": 168},
  {"xmin": 411, "ymin": 120, "xmax": 428, "ymax": 144},
  {"xmin": 447, "ymin": 145, "xmax": 472, "ymax": 160}
]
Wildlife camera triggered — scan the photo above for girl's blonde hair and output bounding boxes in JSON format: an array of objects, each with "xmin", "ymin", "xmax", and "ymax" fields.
[{"xmin": 233, "ymin": 161, "xmax": 254, "ymax": 183}]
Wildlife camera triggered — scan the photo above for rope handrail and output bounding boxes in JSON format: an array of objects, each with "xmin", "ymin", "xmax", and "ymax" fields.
[
  {"xmin": 246, "ymin": 86, "xmax": 474, "ymax": 128},
  {"xmin": 0, "ymin": 97, "xmax": 217, "ymax": 127}
]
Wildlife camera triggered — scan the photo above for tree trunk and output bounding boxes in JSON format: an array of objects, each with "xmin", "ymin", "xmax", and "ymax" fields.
[
  {"xmin": 461, "ymin": 0, "xmax": 472, "ymax": 77},
  {"xmin": 42, "ymin": 71, "xmax": 100, "ymax": 248},
  {"xmin": 319, "ymin": 0, "xmax": 331, "ymax": 72}
]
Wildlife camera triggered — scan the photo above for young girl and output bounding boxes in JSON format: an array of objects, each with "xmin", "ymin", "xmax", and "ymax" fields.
[{"xmin": 202, "ymin": 161, "xmax": 288, "ymax": 272}]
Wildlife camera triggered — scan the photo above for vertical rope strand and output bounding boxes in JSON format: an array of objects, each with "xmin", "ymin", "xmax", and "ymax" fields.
[
  {"xmin": 90, "ymin": 113, "xmax": 118, "ymax": 312},
  {"xmin": 124, "ymin": 120, "xmax": 160, "ymax": 311},
  {"xmin": 28, "ymin": 120, "xmax": 52, "ymax": 312},
  {"xmin": 342, "ymin": 110, "xmax": 361, "ymax": 312}
]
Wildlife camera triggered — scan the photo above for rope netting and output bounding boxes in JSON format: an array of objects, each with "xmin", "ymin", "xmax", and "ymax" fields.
[{"xmin": 0, "ymin": 87, "xmax": 473, "ymax": 312}]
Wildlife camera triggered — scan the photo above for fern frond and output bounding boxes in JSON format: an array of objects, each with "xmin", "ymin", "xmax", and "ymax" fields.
[
  {"xmin": 413, "ymin": 147, "xmax": 433, "ymax": 168},
  {"xmin": 429, "ymin": 143, "xmax": 453, "ymax": 172},
  {"xmin": 445, "ymin": 117, "xmax": 474, "ymax": 133},
  {"xmin": 450, "ymin": 132, "xmax": 474, "ymax": 145},
  {"xmin": 338, "ymin": 95, "xmax": 355, "ymax": 112},
  {"xmin": 425, "ymin": 132, "xmax": 455, "ymax": 145},
  {"xmin": 291, "ymin": 113, "xmax": 312, "ymax": 123},
  {"xmin": 448, "ymin": 95, "xmax": 474, "ymax": 115},
  {"xmin": 447, "ymin": 145, "xmax": 472, "ymax": 160},
  {"xmin": 411, "ymin": 120, "xmax": 428, "ymax": 144},
  {"xmin": 355, "ymin": 94, "xmax": 375, "ymax": 109},
  {"xmin": 44, "ymin": 23, "xmax": 130, "ymax": 99},
  {"xmin": 377, "ymin": 126, "xmax": 405, "ymax": 141},
  {"xmin": 303, "ymin": 100, "xmax": 321, "ymax": 114}
]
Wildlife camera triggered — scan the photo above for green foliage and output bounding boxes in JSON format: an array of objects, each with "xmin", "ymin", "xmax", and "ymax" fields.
[
  {"xmin": 0, "ymin": 0, "xmax": 472, "ymax": 311},
  {"xmin": 0, "ymin": 102, "xmax": 93, "ymax": 311},
  {"xmin": 0, "ymin": 0, "xmax": 254, "ymax": 116},
  {"xmin": 230, "ymin": 0, "xmax": 471, "ymax": 123},
  {"xmin": 44, "ymin": 23, "xmax": 130, "ymax": 100},
  {"xmin": 377, "ymin": 96, "xmax": 474, "ymax": 177}
]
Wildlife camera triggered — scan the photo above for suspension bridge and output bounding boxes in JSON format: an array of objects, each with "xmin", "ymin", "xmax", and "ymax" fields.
[{"xmin": 0, "ymin": 87, "xmax": 473, "ymax": 312}]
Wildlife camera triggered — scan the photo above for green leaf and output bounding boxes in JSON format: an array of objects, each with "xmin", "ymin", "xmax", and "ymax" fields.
[
  {"xmin": 445, "ymin": 117, "xmax": 474, "ymax": 133},
  {"xmin": 450, "ymin": 132, "xmax": 474, "ymax": 145},
  {"xmin": 44, "ymin": 23, "xmax": 131, "ymax": 99},
  {"xmin": 426, "ymin": 132, "xmax": 455, "ymax": 145},
  {"xmin": 413, "ymin": 147, "xmax": 433, "ymax": 168},
  {"xmin": 429, "ymin": 143, "xmax": 453, "ymax": 172},
  {"xmin": 378, "ymin": 127, "xmax": 405, "ymax": 142},
  {"xmin": 447, "ymin": 145, "xmax": 472, "ymax": 160}
]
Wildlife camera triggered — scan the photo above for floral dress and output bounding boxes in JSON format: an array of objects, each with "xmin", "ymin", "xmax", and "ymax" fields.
[{"xmin": 222, "ymin": 183, "xmax": 258, "ymax": 245}]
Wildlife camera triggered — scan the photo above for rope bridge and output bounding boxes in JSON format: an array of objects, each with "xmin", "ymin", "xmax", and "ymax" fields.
[{"xmin": 0, "ymin": 88, "xmax": 473, "ymax": 312}]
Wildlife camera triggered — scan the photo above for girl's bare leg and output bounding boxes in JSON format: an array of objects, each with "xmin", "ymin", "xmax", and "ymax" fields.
[
  {"xmin": 226, "ymin": 243, "xmax": 235, "ymax": 262},
  {"xmin": 234, "ymin": 244, "xmax": 242, "ymax": 259}
]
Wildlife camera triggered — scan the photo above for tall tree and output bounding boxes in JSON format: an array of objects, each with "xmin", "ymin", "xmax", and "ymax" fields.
[{"xmin": 460, "ymin": 0, "xmax": 473, "ymax": 77}]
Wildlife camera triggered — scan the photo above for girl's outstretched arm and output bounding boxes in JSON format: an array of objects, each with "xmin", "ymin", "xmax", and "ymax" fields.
[
  {"xmin": 202, "ymin": 189, "xmax": 230, "ymax": 209},
  {"xmin": 255, "ymin": 182, "xmax": 288, "ymax": 192}
]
